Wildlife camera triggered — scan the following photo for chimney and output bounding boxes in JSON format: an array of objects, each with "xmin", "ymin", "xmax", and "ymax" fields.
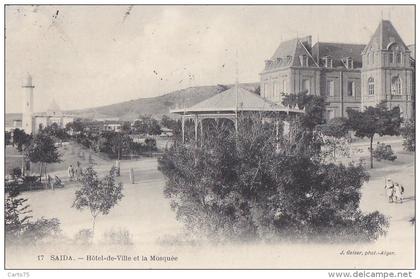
[{"xmin": 300, "ymin": 35, "xmax": 312, "ymax": 52}]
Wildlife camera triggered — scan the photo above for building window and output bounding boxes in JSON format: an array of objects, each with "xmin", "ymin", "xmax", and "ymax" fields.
[
  {"xmin": 368, "ymin": 77, "xmax": 375, "ymax": 95},
  {"xmin": 299, "ymin": 55, "xmax": 308, "ymax": 67},
  {"xmin": 348, "ymin": 81, "xmax": 355, "ymax": 96},
  {"xmin": 345, "ymin": 57, "xmax": 353, "ymax": 69},
  {"xmin": 303, "ymin": 79, "xmax": 310, "ymax": 93},
  {"xmin": 327, "ymin": 80, "xmax": 334, "ymax": 97},
  {"xmin": 282, "ymin": 79, "xmax": 287, "ymax": 94},
  {"xmin": 391, "ymin": 76, "xmax": 402, "ymax": 95},
  {"xmin": 389, "ymin": 52, "xmax": 394, "ymax": 64},
  {"xmin": 396, "ymin": 52, "xmax": 402, "ymax": 64},
  {"xmin": 264, "ymin": 83, "xmax": 269, "ymax": 98},
  {"xmin": 323, "ymin": 56, "xmax": 332, "ymax": 68},
  {"xmin": 369, "ymin": 53, "xmax": 374, "ymax": 64},
  {"xmin": 273, "ymin": 82, "xmax": 280, "ymax": 101}
]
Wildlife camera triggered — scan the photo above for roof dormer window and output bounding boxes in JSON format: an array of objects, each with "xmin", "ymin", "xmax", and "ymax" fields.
[
  {"xmin": 345, "ymin": 57, "xmax": 353, "ymax": 69},
  {"xmin": 264, "ymin": 60, "xmax": 273, "ymax": 68},
  {"xmin": 323, "ymin": 56, "xmax": 332, "ymax": 68},
  {"xmin": 299, "ymin": 55, "xmax": 308, "ymax": 67}
]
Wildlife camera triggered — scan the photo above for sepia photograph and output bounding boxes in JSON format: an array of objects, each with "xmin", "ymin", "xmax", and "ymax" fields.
[{"xmin": 3, "ymin": 3, "xmax": 416, "ymax": 271}]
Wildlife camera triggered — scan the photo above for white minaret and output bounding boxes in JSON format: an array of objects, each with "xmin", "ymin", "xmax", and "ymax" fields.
[{"xmin": 22, "ymin": 73, "xmax": 34, "ymax": 134}]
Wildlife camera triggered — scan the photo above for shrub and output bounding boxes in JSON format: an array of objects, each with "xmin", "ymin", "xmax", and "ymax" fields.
[
  {"xmin": 73, "ymin": 229, "xmax": 93, "ymax": 245},
  {"xmin": 158, "ymin": 115, "xmax": 388, "ymax": 243},
  {"xmin": 102, "ymin": 228, "xmax": 133, "ymax": 246},
  {"xmin": 156, "ymin": 232, "xmax": 199, "ymax": 246},
  {"xmin": 19, "ymin": 217, "xmax": 61, "ymax": 244},
  {"xmin": 401, "ymin": 119, "xmax": 415, "ymax": 152},
  {"xmin": 10, "ymin": 167, "xmax": 22, "ymax": 179},
  {"xmin": 372, "ymin": 143, "xmax": 397, "ymax": 161}
]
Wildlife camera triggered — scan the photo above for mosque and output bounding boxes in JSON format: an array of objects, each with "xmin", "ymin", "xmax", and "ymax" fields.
[{"xmin": 20, "ymin": 73, "xmax": 74, "ymax": 135}]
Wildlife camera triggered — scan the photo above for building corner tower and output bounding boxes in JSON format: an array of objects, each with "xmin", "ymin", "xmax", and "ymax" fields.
[
  {"xmin": 22, "ymin": 73, "xmax": 34, "ymax": 134},
  {"xmin": 361, "ymin": 20, "xmax": 414, "ymax": 119}
]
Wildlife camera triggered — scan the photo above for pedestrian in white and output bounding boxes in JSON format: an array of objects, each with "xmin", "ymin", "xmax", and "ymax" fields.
[
  {"xmin": 384, "ymin": 178, "xmax": 394, "ymax": 203},
  {"xmin": 68, "ymin": 165, "xmax": 74, "ymax": 181},
  {"xmin": 394, "ymin": 183, "xmax": 404, "ymax": 203}
]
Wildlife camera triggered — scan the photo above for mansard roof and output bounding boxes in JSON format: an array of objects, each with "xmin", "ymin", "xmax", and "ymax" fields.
[
  {"xmin": 263, "ymin": 36, "xmax": 318, "ymax": 72},
  {"xmin": 312, "ymin": 42, "xmax": 365, "ymax": 68},
  {"xmin": 362, "ymin": 20, "xmax": 409, "ymax": 54}
]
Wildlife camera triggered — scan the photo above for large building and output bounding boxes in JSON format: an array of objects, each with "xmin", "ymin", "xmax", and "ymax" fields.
[
  {"xmin": 260, "ymin": 20, "xmax": 415, "ymax": 120},
  {"xmin": 20, "ymin": 73, "xmax": 74, "ymax": 135}
]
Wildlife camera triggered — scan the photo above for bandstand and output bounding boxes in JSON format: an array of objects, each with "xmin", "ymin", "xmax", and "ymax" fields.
[{"xmin": 170, "ymin": 86, "xmax": 304, "ymax": 144}]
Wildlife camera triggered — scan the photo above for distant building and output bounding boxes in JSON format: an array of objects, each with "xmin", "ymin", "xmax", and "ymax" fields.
[
  {"xmin": 5, "ymin": 119, "xmax": 22, "ymax": 132},
  {"xmin": 21, "ymin": 73, "xmax": 75, "ymax": 135},
  {"xmin": 103, "ymin": 123, "xmax": 122, "ymax": 132},
  {"xmin": 160, "ymin": 127, "xmax": 174, "ymax": 137},
  {"xmin": 260, "ymin": 20, "xmax": 415, "ymax": 120}
]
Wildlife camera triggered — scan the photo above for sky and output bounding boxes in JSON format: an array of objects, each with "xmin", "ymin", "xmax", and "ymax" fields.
[{"xmin": 5, "ymin": 5, "xmax": 415, "ymax": 113}]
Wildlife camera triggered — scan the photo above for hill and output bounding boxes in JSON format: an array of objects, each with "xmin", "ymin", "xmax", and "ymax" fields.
[{"xmin": 67, "ymin": 82, "xmax": 259, "ymax": 120}]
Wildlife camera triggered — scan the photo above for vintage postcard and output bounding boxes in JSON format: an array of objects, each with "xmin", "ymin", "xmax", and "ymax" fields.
[{"xmin": 3, "ymin": 4, "xmax": 416, "ymax": 271}]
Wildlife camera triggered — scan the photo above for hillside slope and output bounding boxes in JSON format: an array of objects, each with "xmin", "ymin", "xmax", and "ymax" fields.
[{"xmin": 68, "ymin": 83, "xmax": 259, "ymax": 120}]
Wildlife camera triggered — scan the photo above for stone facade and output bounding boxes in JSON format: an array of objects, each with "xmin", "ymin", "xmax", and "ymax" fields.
[
  {"xmin": 361, "ymin": 20, "xmax": 414, "ymax": 119},
  {"xmin": 260, "ymin": 20, "xmax": 415, "ymax": 120}
]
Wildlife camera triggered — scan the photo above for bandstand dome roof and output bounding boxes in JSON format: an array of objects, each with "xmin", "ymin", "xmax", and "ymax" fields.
[{"xmin": 170, "ymin": 86, "xmax": 302, "ymax": 115}]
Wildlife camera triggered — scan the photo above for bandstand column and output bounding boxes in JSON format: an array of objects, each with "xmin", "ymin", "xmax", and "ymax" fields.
[
  {"xmin": 181, "ymin": 116, "xmax": 185, "ymax": 143},
  {"xmin": 194, "ymin": 115, "xmax": 198, "ymax": 144},
  {"xmin": 200, "ymin": 119, "xmax": 203, "ymax": 147}
]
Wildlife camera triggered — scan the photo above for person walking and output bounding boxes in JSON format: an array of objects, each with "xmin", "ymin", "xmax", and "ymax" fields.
[
  {"xmin": 384, "ymin": 178, "xmax": 395, "ymax": 203},
  {"xmin": 68, "ymin": 165, "xmax": 74, "ymax": 181},
  {"xmin": 394, "ymin": 183, "xmax": 404, "ymax": 203}
]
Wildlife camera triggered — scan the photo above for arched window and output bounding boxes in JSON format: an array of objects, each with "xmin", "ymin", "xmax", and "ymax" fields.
[
  {"xmin": 396, "ymin": 52, "xmax": 402, "ymax": 64},
  {"xmin": 388, "ymin": 44, "xmax": 403, "ymax": 65},
  {"xmin": 391, "ymin": 76, "xmax": 402, "ymax": 95},
  {"xmin": 368, "ymin": 77, "xmax": 375, "ymax": 95}
]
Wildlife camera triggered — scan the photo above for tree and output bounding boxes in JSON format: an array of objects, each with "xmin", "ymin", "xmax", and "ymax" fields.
[
  {"xmin": 5, "ymin": 182, "xmax": 61, "ymax": 244},
  {"xmin": 121, "ymin": 121, "xmax": 132, "ymax": 134},
  {"xmin": 161, "ymin": 115, "xmax": 181, "ymax": 137},
  {"xmin": 145, "ymin": 138, "xmax": 157, "ymax": 155},
  {"xmin": 12, "ymin": 128, "xmax": 31, "ymax": 152},
  {"xmin": 401, "ymin": 119, "xmax": 415, "ymax": 151},
  {"xmin": 66, "ymin": 119, "xmax": 85, "ymax": 134},
  {"xmin": 110, "ymin": 133, "xmax": 131, "ymax": 159},
  {"xmin": 282, "ymin": 91, "xmax": 327, "ymax": 130},
  {"xmin": 158, "ymin": 114, "xmax": 388, "ymax": 243},
  {"xmin": 347, "ymin": 102, "xmax": 402, "ymax": 168},
  {"xmin": 317, "ymin": 117, "xmax": 350, "ymax": 160},
  {"xmin": 5, "ymin": 183, "xmax": 32, "ymax": 239},
  {"xmin": 133, "ymin": 116, "xmax": 162, "ymax": 135},
  {"xmin": 72, "ymin": 167, "xmax": 123, "ymax": 238},
  {"xmin": 5, "ymin": 131, "xmax": 12, "ymax": 145},
  {"xmin": 25, "ymin": 133, "xmax": 62, "ymax": 181},
  {"xmin": 42, "ymin": 123, "xmax": 68, "ymax": 141}
]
